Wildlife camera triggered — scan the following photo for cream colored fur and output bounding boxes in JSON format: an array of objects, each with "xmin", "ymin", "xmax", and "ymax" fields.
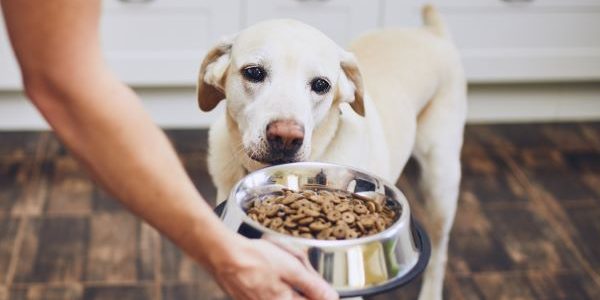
[{"xmin": 197, "ymin": 5, "xmax": 466, "ymax": 300}]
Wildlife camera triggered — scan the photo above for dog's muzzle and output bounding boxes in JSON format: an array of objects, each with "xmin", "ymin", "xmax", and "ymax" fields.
[{"xmin": 255, "ymin": 119, "xmax": 305, "ymax": 164}]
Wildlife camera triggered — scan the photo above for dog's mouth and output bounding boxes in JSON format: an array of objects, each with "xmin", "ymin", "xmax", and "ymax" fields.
[
  {"xmin": 246, "ymin": 149, "xmax": 304, "ymax": 165},
  {"xmin": 247, "ymin": 151, "xmax": 302, "ymax": 165}
]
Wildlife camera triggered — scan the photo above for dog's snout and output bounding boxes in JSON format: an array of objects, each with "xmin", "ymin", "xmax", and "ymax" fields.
[{"xmin": 266, "ymin": 120, "xmax": 304, "ymax": 154}]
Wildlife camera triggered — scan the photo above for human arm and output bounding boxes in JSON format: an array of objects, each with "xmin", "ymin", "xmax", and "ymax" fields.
[{"xmin": 0, "ymin": 1, "xmax": 336, "ymax": 299}]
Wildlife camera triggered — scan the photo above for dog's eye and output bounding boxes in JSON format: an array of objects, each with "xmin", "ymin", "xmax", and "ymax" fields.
[
  {"xmin": 310, "ymin": 78, "xmax": 330, "ymax": 95},
  {"xmin": 242, "ymin": 66, "xmax": 266, "ymax": 82}
]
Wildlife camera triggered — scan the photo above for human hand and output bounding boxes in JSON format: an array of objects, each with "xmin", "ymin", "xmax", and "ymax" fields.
[{"xmin": 209, "ymin": 235, "xmax": 338, "ymax": 300}]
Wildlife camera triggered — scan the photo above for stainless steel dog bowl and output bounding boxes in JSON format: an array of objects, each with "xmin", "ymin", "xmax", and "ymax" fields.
[{"xmin": 215, "ymin": 162, "xmax": 430, "ymax": 298}]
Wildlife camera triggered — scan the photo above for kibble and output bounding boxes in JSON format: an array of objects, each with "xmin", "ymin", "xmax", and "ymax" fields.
[{"xmin": 245, "ymin": 187, "xmax": 399, "ymax": 240}]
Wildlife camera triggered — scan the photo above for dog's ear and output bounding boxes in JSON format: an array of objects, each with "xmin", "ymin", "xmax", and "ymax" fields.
[
  {"xmin": 337, "ymin": 51, "xmax": 365, "ymax": 117},
  {"xmin": 197, "ymin": 36, "xmax": 234, "ymax": 112}
]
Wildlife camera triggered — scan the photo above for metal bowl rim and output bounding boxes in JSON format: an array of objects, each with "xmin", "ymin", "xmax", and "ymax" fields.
[{"xmin": 227, "ymin": 161, "xmax": 413, "ymax": 248}]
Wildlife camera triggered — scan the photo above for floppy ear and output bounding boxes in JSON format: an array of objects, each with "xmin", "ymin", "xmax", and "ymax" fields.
[
  {"xmin": 197, "ymin": 36, "xmax": 234, "ymax": 112},
  {"xmin": 337, "ymin": 51, "xmax": 365, "ymax": 117}
]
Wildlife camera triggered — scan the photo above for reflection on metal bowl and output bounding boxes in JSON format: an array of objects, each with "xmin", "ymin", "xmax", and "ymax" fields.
[{"xmin": 215, "ymin": 162, "xmax": 430, "ymax": 298}]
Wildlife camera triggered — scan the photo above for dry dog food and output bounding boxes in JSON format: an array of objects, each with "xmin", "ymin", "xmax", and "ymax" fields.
[{"xmin": 245, "ymin": 187, "xmax": 399, "ymax": 240}]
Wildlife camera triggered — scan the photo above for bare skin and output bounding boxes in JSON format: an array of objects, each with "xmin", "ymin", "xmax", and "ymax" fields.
[{"xmin": 0, "ymin": 1, "xmax": 337, "ymax": 299}]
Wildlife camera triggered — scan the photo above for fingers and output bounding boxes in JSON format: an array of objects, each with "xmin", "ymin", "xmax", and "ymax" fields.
[
  {"xmin": 259, "ymin": 238, "xmax": 337, "ymax": 300},
  {"xmin": 221, "ymin": 279, "xmax": 294, "ymax": 300},
  {"xmin": 281, "ymin": 261, "xmax": 338, "ymax": 300},
  {"xmin": 212, "ymin": 237, "xmax": 337, "ymax": 300},
  {"xmin": 292, "ymin": 293, "xmax": 309, "ymax": 300},
  {"xmin": 264, "ymin": 237, "xmax": 317, "ymax": 274}
]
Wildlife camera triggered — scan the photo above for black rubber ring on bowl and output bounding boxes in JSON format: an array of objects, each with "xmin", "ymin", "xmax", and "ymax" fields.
[
  {"xmin": 213, "ymin": 201, "xmax": 431, "ymax": 298},
  {"xmin": 214, "ymin": 201, "xmax": 227, "ymax": 216}
]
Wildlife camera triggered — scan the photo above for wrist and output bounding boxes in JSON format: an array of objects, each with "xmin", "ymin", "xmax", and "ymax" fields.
[
  {"xmin": 178, "ymin": 216, "xmax": 244, "ymax": 272},
  {"xmin": 205, "ymin": 231, "xmax": 249, "ymax": 272}
]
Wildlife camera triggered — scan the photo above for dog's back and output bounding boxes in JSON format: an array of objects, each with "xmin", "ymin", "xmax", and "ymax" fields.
[
  {"xmin": 349, "ymin": 5, "xmax": 462, "ymax": 113},
  {"xmin": 348, "ymin": 5, "xmax": 466, "ymax": 177}
]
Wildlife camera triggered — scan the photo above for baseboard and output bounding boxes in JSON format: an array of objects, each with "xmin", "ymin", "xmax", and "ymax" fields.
[
  {"xmin": 0, "ymin": 83, "xmax": 598, "ymax": 131},
  {"xmin": 0, "ymin": 87, "xmax": 224, "ymax": 131},
  {"xmin": 466, "ymin": 82, "xmax": 600, "ymax": 123}
]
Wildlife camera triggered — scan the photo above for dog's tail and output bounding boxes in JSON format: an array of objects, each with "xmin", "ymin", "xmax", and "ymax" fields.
[{"xmin": 422, "ymin": 4, "xmax": 449, "ymax": 38}]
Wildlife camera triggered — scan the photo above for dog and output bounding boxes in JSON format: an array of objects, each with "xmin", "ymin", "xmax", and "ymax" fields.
[{"xmin": 196, "ymin": 5, "xmax": 466, "ymax": 300}]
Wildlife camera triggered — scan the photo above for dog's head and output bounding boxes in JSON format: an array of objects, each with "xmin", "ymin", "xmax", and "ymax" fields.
[{"xmin": 197, "ymin": 19, "xmax": 364, "ymax": 167}]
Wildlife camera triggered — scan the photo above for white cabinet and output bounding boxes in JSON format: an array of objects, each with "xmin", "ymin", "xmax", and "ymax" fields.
[
  {"xmin": 2, "ymin": 0, "xmax": 600, "ymax": 89},
  {"xmin": 244, "ymin": 0, "xmax": 379, "ymax": 47},
  {"xmin": 0, "ymin": 12, "xmax": 22, "ymax": 89},
  {"xmin": 101, "ymin": 0, "xmax": 241, "ymax": 86},
  {"xmin": 0, "ymin": 0, "xmax": 242, "ymax": 89},
  {"xmin": 383, "ymin": 0, "xmax": 600, "ymax": 82}
]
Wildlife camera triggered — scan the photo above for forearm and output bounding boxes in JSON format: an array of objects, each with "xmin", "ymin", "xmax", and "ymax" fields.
[
  {"xmin": 2, "ymin": 2, "xmax": 339, "ymax": 298},
  {"xmin": 33, "ymin": 69, "xmax": 233, "ymax": 266},
  {"xmin": 1, "ymin": 0, "xmax": 236, "ymax": 270}
]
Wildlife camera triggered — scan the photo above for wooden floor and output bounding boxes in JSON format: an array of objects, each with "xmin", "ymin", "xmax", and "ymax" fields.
[{"xmin": 0, "ymin": 123, "xmax": 599, "ymax": 300}]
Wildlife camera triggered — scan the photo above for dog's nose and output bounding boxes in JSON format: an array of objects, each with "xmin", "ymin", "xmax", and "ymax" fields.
[{"xmin": 266, "ymin": 120, "xmax": 304, "ymax": 154}]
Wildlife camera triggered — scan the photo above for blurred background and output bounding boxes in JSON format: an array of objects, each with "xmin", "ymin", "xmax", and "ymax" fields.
[
  {"xmin": 1, "ymin": 0, "xmax": 599, "ymax": 127},
  {"xmin": 0, "ymin": 0, "xmax": 599, "ymax": 299}
]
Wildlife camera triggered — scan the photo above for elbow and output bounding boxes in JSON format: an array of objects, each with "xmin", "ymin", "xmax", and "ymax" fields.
[
  {"xmin": 22, "ymin": 71, "xmax": 66, "ymax": 110},
  {"xmin": 21, "ymin": 65, "xmax": 101, "ymax": 119},
  {"xmin": 23, "ymin": 71, "xmax": 57, "ymax": 110},
  {"xmin": 20, "ymin": 70, "xmax": 86, "ymax": 143},
  {"xmin": 20, "ymin": 70, "xmax": 84, "ymax": 132}
]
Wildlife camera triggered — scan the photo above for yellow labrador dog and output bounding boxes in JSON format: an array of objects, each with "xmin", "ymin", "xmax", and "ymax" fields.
[{"xmin": 197, "ymin": 5, "xmax": 466, "ymax": 300}]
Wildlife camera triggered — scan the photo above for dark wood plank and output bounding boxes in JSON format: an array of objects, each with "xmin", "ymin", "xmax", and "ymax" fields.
[
  {"xmin": 14, "ymin": 217, "xmax": 88, "ymax": 283},
  {"xmin": 162, "ymin": 282, "xmax": 228, "ymax": 300},
  {"xmin": 453, "ymin": 275, "xmax": 486, "ymax": 300},
  {"xmin": 562, "ymin": 205, "xmax": 600, "ymax": 268},
  {"xmin": 85, "ymin": 212, "xmax": 139, "ymax": 282},
  {"xmin": 464, "ymin": 270, "xmax": 599, "ymax": 300},
  {"xmin": 579, "ymin": 123, "xmax": 600, "ymax": 151},
  {"xmin": 82, "ymin": 285, "xmax": 154, "ymax": 300},
  {"xmin": 45, "ymin": 157, "xmax": 93, "ymax": 215},
  {"xmin": 9, "ymin": 284, "xmax": 83, "ymax": 300},
  {"xmin": 180, "ymin": 153, "xmax": 217, "ymax": 207},
  {"xmin": 2, "ymin": 124, "xmax": 600, "ymax": 300},
  {"xmin": 159, "ymin": 234, "xmax": 225, "ymax": 298},
  {"xmin": 581, "ymin": 173, "xmax": 600, "ymax": 202},
  {"xmin": 448, "ymin": 200, "xmax": 514, "ymax": 274},
  {"xmin": 0, "ymin": 132, "xmax": 41, "ymax": 159},
  {"xmin": 0, "ymin": 159, "xmax": 29, "ymax": 214},
  {"xmin": 512, "ymin": 149, "xmax": 598, "ymax": 203},
  {"xmin": 474, "ymin": 124, "xmax": 556, "ymax": 150},
  {"xmin": 0, "ymin": 217, "xmax": 20, "ymax": 283},
  {"xmin": 160, "ymin": 238, "xmax": 206, "ymax": 282},
  {"xmin": 449, "ymin": 226, "xmax": 514, "ymax": 274},
  {"xmin": 470, "ymin": 272, "xmax": 538, "ymax": 300},
  {"xmin": 461, "ymin": 150, "xmax": 530, "ymax": 205},
  {"xmin": 563, "ymin": 151, "xmax": 600, "ymax": 174},
  {"xmin": 42, "ymin": 134, "xmax": 67, "ymax": 161},
  {"xmin": 166, "ymin": 130, "xmax": 209, "ymax": 155},
  {"xmin": 365, "ymin": 273, "xmax": 466, "ymax": 300},
  {"xmin": 542, "ymin": 123, "xmax": 597, "ymax": 153},
  {"xmin": 482, "ymin": 205, "xmax": 582, "ymax": 272},
  {"xmin": 527, "ymin": 271, "xmax": 599, "ymax": 300},
  {"xmin": 8, "ymin": 133, "xmax": 51, "ymax": 217},
  {"xmin": 137, "ymin": 222, "xmax": 159, "ymax": 281},
  {"xmin": 92, "ymin": 189, "xmax": 125, "ymax": 212}
]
